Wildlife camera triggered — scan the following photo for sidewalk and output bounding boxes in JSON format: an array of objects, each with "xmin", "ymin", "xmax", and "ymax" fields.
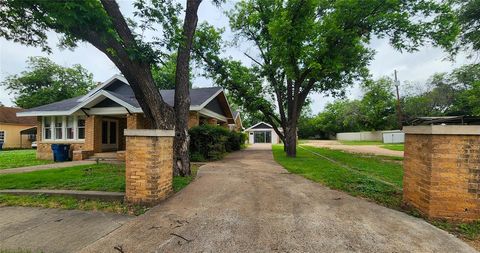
[{"xmin": 0, "ymin": 160, "xmax": 96, "ymax": 175}]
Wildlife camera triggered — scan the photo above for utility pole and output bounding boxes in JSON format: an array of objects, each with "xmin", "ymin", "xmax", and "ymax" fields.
[{"xmin": 394, "ymin": 70, "xmax": 403, "ymax": 129}]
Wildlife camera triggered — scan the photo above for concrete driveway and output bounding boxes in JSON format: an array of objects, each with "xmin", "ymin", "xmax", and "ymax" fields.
[
  {"xmin": 0, "ymin": 206, "xmax": 132, "ymax": 253},
  {"xmin": 82, "ymin": 144, "xmax": 475, "ymax": 253}
]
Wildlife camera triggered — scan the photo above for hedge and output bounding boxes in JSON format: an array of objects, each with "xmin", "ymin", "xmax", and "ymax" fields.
[{"xmin": 189, "ymin": 125, "xmax": 247, "ymax": 162}]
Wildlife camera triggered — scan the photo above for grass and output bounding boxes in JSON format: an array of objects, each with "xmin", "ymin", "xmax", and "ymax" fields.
[
  {"xmin": 0, "ymin": 163, "xmax": 125, "ymax": 192},
  {"xmin": 274, "ymin": 145, "xmax": 403, "ymax": 209},
  {"xmin": 339, "ymin": 140, "xmax": 383, "ymax": 145},
  {"xmin": 0, "ymin": 149, "xmax": 52, "ymax": 170},
  {"xmin": 173, "ymin": 164, "xmax": 199, "ymax": 192},
  {"xmin": 0, "ymin": 194, "xmax": 148, "ymax": 216},
  {"xmin": 381, "ymin": 144, "xmax": 404, "ymax": 151},
  {"xmin": 0, "ymin": 163, "xmax": 201, "ymax": 215},
  {"xmin": 274, "ymin": 144, "xmax": 480, "ymax": 245}
]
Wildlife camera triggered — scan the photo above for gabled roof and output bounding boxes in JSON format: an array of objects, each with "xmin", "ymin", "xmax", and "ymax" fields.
[
  {"xmin": 233, "ymin": 111, "xmax": 240, "ymax": 119},
  {"xmin": 17, "ymin": 75, "xmax": 231, "ymax": 119},
  {"xmin": 0, "ymin": 107, "xmax": 36, "ymax": 125},
  {"xmin": 245, "ymin": 122, "xmax": 273, "ymax": 131}
]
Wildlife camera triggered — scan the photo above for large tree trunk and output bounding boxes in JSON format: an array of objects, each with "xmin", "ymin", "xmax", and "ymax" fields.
[
  {"xmin": 173, "ymin": 0, "xmax": 202, "ymax": 176},
  {"xmin": 284, "ymin": 121, "xmax": 297, "ymax": 157},
  {"xmin": 98, "ymin": 0, "xmax": 174, "ymax": 129}
]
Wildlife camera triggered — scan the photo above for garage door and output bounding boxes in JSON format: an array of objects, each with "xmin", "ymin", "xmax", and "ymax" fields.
[{"xmin": 254, "ymin": 131, "xmax": 272, "ymax": 143}]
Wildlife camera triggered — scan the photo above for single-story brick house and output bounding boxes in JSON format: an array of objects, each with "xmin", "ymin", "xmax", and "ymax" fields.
[
  {"xmin": 17, "ymin": 75, "xmax": 236, "ymax": 160},
  {"xmin": 0, "ymin": 106, "xmax": 37, "ymax": 148}
]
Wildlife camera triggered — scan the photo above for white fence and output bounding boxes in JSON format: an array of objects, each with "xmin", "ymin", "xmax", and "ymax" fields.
[
  {"xmin": 382, "ymin": 131, "xmax": 405, "ymax": 143},
  {"xmin": 336, "ymin": 131, "xmax": 383, "ymax": 141},
  {"xmin": 336, "ymin": 130, "xmax": 404, "ymax": 143}
]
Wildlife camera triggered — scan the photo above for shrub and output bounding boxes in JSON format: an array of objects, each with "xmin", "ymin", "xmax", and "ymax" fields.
[{"xmin": 189, "ymin": 125, "xmax": 246, "ymax": 161}]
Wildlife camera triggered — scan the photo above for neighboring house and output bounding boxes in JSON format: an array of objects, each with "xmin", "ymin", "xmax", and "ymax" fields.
[
  {"xmin": 229, "ymin": 111, "xmax": 243, "ymax": 132},
  {"xmin": 0, "ymin": 106, "xmax": 37, "ymax": 148},
  {"xmin": 245, "ymin": 122, "xmax": 282, "ymax": 144},
  {"xmin": 17, "ymin": 75, "xmax": 234, "ymax": 160}
]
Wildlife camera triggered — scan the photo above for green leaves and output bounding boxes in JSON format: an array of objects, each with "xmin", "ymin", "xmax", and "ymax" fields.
[{"xmin": 1, "ymin": 57, "xmax": 96, "ymax": 109}]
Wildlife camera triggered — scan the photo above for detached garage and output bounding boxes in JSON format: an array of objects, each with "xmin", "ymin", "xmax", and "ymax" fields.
[{"xmin": 245, "ymin": 122, "xmax": 281, "ymax": 144}]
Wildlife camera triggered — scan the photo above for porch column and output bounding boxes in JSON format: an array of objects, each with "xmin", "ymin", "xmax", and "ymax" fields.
[
  {"xmin": 403, "ymin": 125, "xmax": 480, "ymax": 221},
  {"xmin": 127, "ymin": 113, "xmax": 148, "ymax": 129},
  {"xmin": 207, "ymin": 118, "xmax": 217, "ymax": 126},
  {"xmin": 124, "ymin": 129, "xmax": 174, "ymax": 205},
  {"xmin": 84, "ymin": 115, "xmax": 102, "ymax": 153},
  {"xmin": 188, "ymin": 112, "xmax": 199, "ymax": 128}
]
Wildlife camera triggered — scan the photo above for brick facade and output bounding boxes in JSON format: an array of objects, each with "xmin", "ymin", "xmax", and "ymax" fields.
[
  {"xmin": 84, "ymin": 115, "xmax": 102, "ymax": 153},
  {"xmin": 403, "ymin": 126, "xmax": 480, "ymax": 221},
  {"xmin": 124, "ymin": 130, "xmax": 174, "ymax": 205},
  {"xmin": 127, "ymin": 113, "xmax": 151, "ymax": 129},
  {"xmin": 188, "ymin": 112, "xmax": 199, "ymax": 128}
]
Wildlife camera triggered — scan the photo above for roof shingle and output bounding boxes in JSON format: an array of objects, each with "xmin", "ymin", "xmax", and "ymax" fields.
[{"xmin": 0, "ymin": 107, "xmax": 36, "ymax": 125}]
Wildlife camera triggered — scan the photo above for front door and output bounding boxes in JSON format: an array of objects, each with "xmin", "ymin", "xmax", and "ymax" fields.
[{"xmin": 101, "ymin": 119, "xmax": 118, "ymax": 151}]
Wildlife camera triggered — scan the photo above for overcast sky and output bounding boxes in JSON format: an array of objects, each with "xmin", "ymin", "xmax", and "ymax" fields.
[{"xmin": 0, "ymin": 0, "xmax": 471, "ymax": 114}]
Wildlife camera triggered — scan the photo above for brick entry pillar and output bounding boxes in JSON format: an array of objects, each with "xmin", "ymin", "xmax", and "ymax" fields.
[
  {"xmin": 124, "ymin": 129, "xmax": 175, "ymax": 205},
  {"xmin": 403, "ymin": 125, "xmax": 480, "ymax": 221}
]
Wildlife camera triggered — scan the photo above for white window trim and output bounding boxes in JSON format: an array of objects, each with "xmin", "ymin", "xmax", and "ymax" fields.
[
  {"xmin": 42, "ymin": 116, "xmax": 86, "ymax": 143},
  {"xmin": 43, "ymin": 117, "xmax": 52, "ymax": 140},
  {"xmin": 77, "ymin": 116, "xmax": 86, "ymax": 140}
]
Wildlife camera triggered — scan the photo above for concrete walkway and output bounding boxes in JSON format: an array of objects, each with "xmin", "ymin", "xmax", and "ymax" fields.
[
  {"xmin": 0, "ymin": 206, "xmax": 132, "ymax": 253},
  {"xmin": 0, "ymin": 160, "xmax": 96, "ymax": 175},
  {"xmin": 303, "ymin": 140, "xmax": 404, "ymax": 157},
  {"xmin": 81, "ymin": 144, "xmax": 475, "ymax": 253}
]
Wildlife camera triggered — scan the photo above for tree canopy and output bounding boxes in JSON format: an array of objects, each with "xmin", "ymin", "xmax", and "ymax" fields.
[
  {"xmin": 299, "ymin": 64, "xmax": 480, "ymax": 139},
  {"xmin": 2, "ymin": 56, "xmax": 95, "ymax": 109},
  {"xmin": 196, "ymin": 0, "xmax": 459, "ymax": 156}
]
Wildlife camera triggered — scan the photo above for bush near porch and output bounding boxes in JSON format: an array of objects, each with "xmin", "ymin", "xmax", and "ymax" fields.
[{"xmin": 189, "ymin": 125, "xmax": 247, "ymax": 161}]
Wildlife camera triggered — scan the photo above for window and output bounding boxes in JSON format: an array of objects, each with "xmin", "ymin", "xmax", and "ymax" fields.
[
  {"xmin": 54, "ymin": 116, "xmax": 63, "ymax": 139},
  {"xmin": 77, "ymin": 116, "xmax": 86, "ymax": 139},
  {"xmin": 42, "ymin": 116, "xmax": 86, "ymax": 141},
  {"xmin": 44, "ymin": 117, "xmax": 52, "ymax": 139},
  {"xmin": 66, "ymin": 116, "xmax": 74, "ymax": 139},
  {"xmin": 0, "ymin": 131, "xmax": 4, "ymax": 143}
]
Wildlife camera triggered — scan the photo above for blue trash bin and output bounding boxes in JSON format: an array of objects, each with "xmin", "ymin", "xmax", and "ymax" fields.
[
  {"xmin": 51, "ymin": 144, "xmax": 70, "ymax": 162},
  {"xmin": 0, "ymin": 142, "xmax": 3, "ymax": 151}
]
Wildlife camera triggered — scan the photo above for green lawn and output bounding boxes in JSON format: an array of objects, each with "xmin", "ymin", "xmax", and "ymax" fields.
[
  {"xmin": 0, "ymin": 149, "xmax": 52, "ymax": 170},
  {"xmin": 0, "ymin": 163, "xmax": 200, "ymax": 193},
  {"xmin": 339, "ymin": 140, "xmax": 383, "ymax": 145},
  {"xmin": 173, "ymin": 165, "xmax": 199, "ymax": 192},
  {"xmin": 339, "ymin": 140, "xmax": 404, "ymax": 151},
  {"xmin": 274, "ymin": 145, "xmax": 403, "ymax": 208},
  {"xmin": 0, "ymin": 163, "xmax": 125, "ymax": 192},
  {"xmin": 0, "ymin": 163, "xmax": 201, "ymax": 215},
  {"xmin": 0, "ymin": 194, "xmax": 148, "ymax": 216},
  {"xmin": 381, "ymin": 144, "xmax": 405, "ymax": 151},
  {"xmin": 274, "ymin": 144, "xmax": 480, "ymax": 243}
]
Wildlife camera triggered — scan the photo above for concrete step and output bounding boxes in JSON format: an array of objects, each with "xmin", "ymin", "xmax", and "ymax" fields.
[{"xmin": 91, "ymin": 152, "xmax": 117, "ymax": 159}]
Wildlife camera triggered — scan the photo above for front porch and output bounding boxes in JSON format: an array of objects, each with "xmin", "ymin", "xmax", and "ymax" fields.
[{"xmin": 36, "ymin": 111, "xmax": 229, "ymax": 161}]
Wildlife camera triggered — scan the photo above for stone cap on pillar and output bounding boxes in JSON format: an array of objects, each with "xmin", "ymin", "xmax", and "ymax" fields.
[
  {"xmin": 403, "ymin": 125, "xmax": 480, "ymax": 135},
  {"xmin": 124, "ymin": 129, "xmax": 175, "ymax": 137}
]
